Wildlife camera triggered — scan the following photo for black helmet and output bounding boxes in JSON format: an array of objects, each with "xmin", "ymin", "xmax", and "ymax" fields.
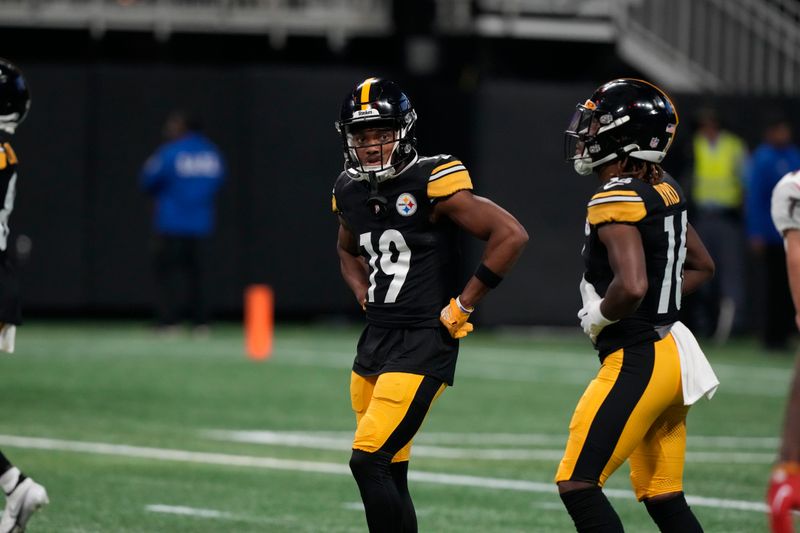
[
  {"xmin": 564, "ymin": 78, "xmax": 678, "ymax": 176},
  {"xmin": 335, "ymin": 77, "xmax": 417, "ymax": 182},
  {"xmin": 0, "ymin": 58, "xmax": 30, "ymax": 134}
]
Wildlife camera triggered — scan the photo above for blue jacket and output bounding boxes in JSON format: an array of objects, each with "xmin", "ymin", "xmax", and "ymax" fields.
[
  {"xmin": 745, "ymin": 143, "xmax": 800, "ymax": 244},
  {"xmin": 140, "ymin": 133, "xmax": 225, "ymax": 236}
]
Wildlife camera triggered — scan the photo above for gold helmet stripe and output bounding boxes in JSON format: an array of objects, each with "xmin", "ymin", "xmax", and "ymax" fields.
[{"xmin": 360, "ymin": 77, "xmax": 378, "ymax": 110}]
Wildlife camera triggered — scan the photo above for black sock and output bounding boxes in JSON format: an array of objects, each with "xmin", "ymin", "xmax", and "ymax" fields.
[
  {"xmin": 644, "ymin": 493, "xmax": 703, "ymax": 533},
  {"xmin": 349, "ymin": 450, "xmax": 403, "ymax": 533},
  {"xmin": 560, "ymin": 486, "xmax": 624, "ymax": 532},
  {"xmin": 0, "ymin": 451, "xmax": 11, "ymax": 475},
  {"xmin": 390, "ymin": 461, "xmax": 417, "ymax": 533}
]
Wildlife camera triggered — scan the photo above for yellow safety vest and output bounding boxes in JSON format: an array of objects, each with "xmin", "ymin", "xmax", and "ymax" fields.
[{"xmin": 692, "ymin": 132, "xmax": 746, "ymax": 207}]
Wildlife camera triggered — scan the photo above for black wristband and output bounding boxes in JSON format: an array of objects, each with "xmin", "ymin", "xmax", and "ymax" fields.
[{"xmin": 475, "ymin": 263, "xmax": 503, "ymax": 288}]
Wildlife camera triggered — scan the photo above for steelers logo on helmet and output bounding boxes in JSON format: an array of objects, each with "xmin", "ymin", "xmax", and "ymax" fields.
[
  {"xmin": 396, "ymin": 193, "xmax": 417, "ymax": 217},
  {"xmin": 335, "ymin": 77, "xmax": 418, "ymax": 183},
  {"xmin": 563, "ymin": 78, "xmax": 679, "ymax": 176}
]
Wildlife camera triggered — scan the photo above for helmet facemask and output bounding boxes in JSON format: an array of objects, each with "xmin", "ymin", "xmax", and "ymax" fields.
[
  {"xmin": 337, "ymin": 109, "xmax": 417, "ymax": 182},
  {"xmin": 564, "ymin": 102, "xmax": 638, "ymax": 176}
]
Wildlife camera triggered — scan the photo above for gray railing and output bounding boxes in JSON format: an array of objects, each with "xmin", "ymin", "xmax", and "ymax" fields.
[
  {"xmin": 0, "ymin": 0, "xmax": 391, "ymax": 46},
  {"xmin": 616, "ymin": 0, "xmax": 800, "ymax": 95}
]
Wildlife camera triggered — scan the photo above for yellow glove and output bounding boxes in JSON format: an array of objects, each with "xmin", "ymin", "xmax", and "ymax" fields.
[{"xmin": 440, "ymin": 297, "xmax": 474, "ymax": 339}]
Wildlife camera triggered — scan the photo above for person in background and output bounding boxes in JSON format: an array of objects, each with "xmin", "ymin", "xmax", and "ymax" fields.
[
  {"xmin": 140, "ymin": 111, "xmax": 225, "ymax": 335},
  {"xmin": 746, "ymin": 114, "xmax": 800, "ymax": 351},
  {"xmin": 0, "ymin": 58, "xmax": 49, "ymax": 533},
  {"xmin": 689, "ymin": 107, "xmax": 747, "ymax": 343},
  {"xmin": 767, "ymin": 169, "xmax": 800, "ymax": 533}
]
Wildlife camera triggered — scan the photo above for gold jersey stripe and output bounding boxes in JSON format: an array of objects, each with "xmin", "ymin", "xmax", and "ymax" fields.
[
  {"xmin": 587, "ymin": 200, "xmax": 646, "ymax": 225},
  {"xmin": 591, "ymin": 190, "xmax": 640, "ymax": 200},
  {"xmin": 653, "ymin": 182, "xmax": 680, "ymax": 206},
  {"xmin": 331, "ymin": 194, "xmax": 339, "ymax": 214},
  {"xmin": 431, "ymin": 160, "xmax": 463, "ymax": 175},
  {"xmin": 359, "ymin": 77, "xmax": 377, "ymax": 111},
  {"xmin": 428, "ymin": 170, "xmax": 473, "ymax": 198},
  {"xmin": 3, "ymin": 143, "xmax": 17, "ymax": 165}
]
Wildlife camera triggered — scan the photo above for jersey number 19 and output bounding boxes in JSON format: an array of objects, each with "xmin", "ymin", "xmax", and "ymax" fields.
[{"xmin": 360, "ymin": 230, "xmax": 411, "ymax": 304}]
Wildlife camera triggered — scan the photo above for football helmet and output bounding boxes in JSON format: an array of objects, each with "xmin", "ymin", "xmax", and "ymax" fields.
[
  {"xmin": 335, "ymin": 77, "xmax": 417, "ymax": 182},
  {"xmin": 565, "ymin": 78, "xmax": 678, "ymax": 176},
  {"xmin": 0, "ymin": 58, "xmax": 30, "ymax": 135}
]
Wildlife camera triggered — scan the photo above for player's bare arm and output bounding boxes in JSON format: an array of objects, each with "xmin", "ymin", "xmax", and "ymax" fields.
[
  {"xmin": 596, "ymin": 223, "xmax": 648, "ymax": 321},
  {"xmin": 336, "ymin": 218, "xmax": 369, "ymax": 308},
  {"xmin": 681, "ymin": 223, "xmax": 715, "ymax": 296},
  {"xmin": 432, "ymin": 190, "xmax": 528, "ymax": 309}
]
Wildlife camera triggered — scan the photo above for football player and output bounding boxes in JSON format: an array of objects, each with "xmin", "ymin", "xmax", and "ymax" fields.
[
  {"xmin": 555, "ymin": 79, "xmax": 716, "ymax": 532},
  {"xmin": 767, "ymin": 170, "xmax": 800, "ymax": 533},
  {"xmin": 332, "ymin": 77, "xmax": 527, "ymax": 532},
  {"xmin": 0, "ymin": 59, "xmax": 49, "ymax": 533}
]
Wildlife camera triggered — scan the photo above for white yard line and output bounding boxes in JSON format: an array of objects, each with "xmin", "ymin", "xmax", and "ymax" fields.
[
  {"xmin": 145, "ymin": 504, "xmax": 231, "ymax": 519},
  {"xmin": 213, "ymin": 429, "xmax": 779, "ymax": 449},
  {"xmin": 271, "ymin": 347, "xmax": 791, "ymax": 396},
  {"xmin": 201, "ymin": 429, "xmax": 777, "ymax": 463},
  {"xmin": 0, "ymin": 434, "xmax": 771, "ymax": 514},
  {"xmin": 144, "ymin": 503, "xmax": 297, "ymax": 526}
]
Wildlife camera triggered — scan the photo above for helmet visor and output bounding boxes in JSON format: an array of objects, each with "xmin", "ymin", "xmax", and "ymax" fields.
[{"xmin": 564, "ymin": 104, "xmax": 597, "ymax": 162}]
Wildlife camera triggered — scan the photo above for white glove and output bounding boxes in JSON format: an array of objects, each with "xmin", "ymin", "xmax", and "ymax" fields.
[
  {"xmin": 579, "ymin": 276, "xmax": 601, "ymax": 307},
  {"xmin": 577, "ymin": 277, "xmax": 617, "ymax": 343}
]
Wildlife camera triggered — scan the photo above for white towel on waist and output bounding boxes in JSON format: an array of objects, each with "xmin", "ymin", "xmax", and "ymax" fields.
[
  {"xmin": 670, "ymin": 321, "xmax": 719, "ymax": 405},
  {"xmin": 0, "ymin": 324, "xmax": 16, "ymax": 353}
]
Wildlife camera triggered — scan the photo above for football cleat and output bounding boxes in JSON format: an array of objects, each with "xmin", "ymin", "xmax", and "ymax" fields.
[
  {"xmin": 768, "ymin": 463, "xmax": 800, "ymax": 533},
  {"xmin": 0, "ymin": 477, "xmax": 49, "ymax": 533}
]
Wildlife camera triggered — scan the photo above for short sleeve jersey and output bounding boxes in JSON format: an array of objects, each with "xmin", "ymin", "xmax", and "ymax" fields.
[
  {"xmin": 583, "ymin": 173, "xmax": 688, "ymax": 356},
  {"xmin": 0, "ymin": 136, "xmax": 19, "ymax": 253},
  {"xmin": 332, "ymin": 155, "xmax": 473, "ymax": 328},
  {"xmin": 771, "ymin": 170, "xmax": 800, "ymax": 235}
]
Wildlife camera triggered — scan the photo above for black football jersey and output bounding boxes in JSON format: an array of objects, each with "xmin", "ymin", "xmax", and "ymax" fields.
[
  {"xmin": 583, "ymin": 172, "xmax": 688, "ymax": 356},
  {"xmin": 332, "ymin": 154, "xmax": 473, "ymax": 328},
  {"xmin": 0, "ymin": 134, "xmax": 19, "ymax": 253}
]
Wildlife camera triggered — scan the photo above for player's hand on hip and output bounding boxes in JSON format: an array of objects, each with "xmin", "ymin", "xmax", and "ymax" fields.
[
  {"xmin": 767, "ymin": 462, "xmax": 800, "ymax": 533},
  {"xmin": 577, "ymin": 298, "xmax": 617, "ymax": 343},
  {"xmin": 440, "ymin": 297, "xmax": 474, "ymax": 339}
]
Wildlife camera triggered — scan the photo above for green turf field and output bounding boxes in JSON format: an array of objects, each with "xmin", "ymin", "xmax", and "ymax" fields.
[{"xmin": 0, "ymin": 321, "xmax": 795, "ymax": 532}]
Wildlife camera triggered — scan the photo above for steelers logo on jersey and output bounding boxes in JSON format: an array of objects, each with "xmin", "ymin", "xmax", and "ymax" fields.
[{"xmin": 396, "ymin": 193, "xmax": 417, "ymax": 216}]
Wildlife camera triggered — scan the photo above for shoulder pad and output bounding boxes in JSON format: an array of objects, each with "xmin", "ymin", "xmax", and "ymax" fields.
[
  {"xmin": 0, "ymin": 142, "xmax": 19, "ymax": 172},
  {"xmin": 426, "ymin": 154, "xmax": 473, "ymax": 199},
  {"xmin": 771, "ymin": 171, "xmax": 800, "ymax": 233},
  {"xmin": 587, "ymin": 178, "xmax": 646, "ymax": 225}
]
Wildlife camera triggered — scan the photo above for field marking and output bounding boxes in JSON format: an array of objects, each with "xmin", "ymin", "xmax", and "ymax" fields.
[
  {"xmin": 0, "ymin": 434, "xmax": 771, "ymax": 514},
  {"xmin": 341, "ymin": 502, "xmax": 364, "ymax": 512},
  {"xmin": 202, "ymin": 430, "xmax": 777, "ymax": 464},
  {"xmin": 145, "ymin": 504, "xmax": 231, "ymax": 519},
  {"xmin": 144, "ymin": 503, "xmax": 296, "ymax": 526},
  {"xmin": 271, "ymin": 347, "xmax": 791, "ymax": 397},
  {"xmin": 210, "ymin": 429, "xmax": 779, "ymax": 449}
]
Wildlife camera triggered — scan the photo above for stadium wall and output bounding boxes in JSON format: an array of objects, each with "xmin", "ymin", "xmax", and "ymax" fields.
[{"xmin": 8, "ymin": 63, "xmax": 795, "ymax": 326}]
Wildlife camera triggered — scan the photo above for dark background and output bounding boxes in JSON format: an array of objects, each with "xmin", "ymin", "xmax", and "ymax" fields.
[{"xmin": 3, "ymin": 28, "xmax": 795, "ymax": 326}]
